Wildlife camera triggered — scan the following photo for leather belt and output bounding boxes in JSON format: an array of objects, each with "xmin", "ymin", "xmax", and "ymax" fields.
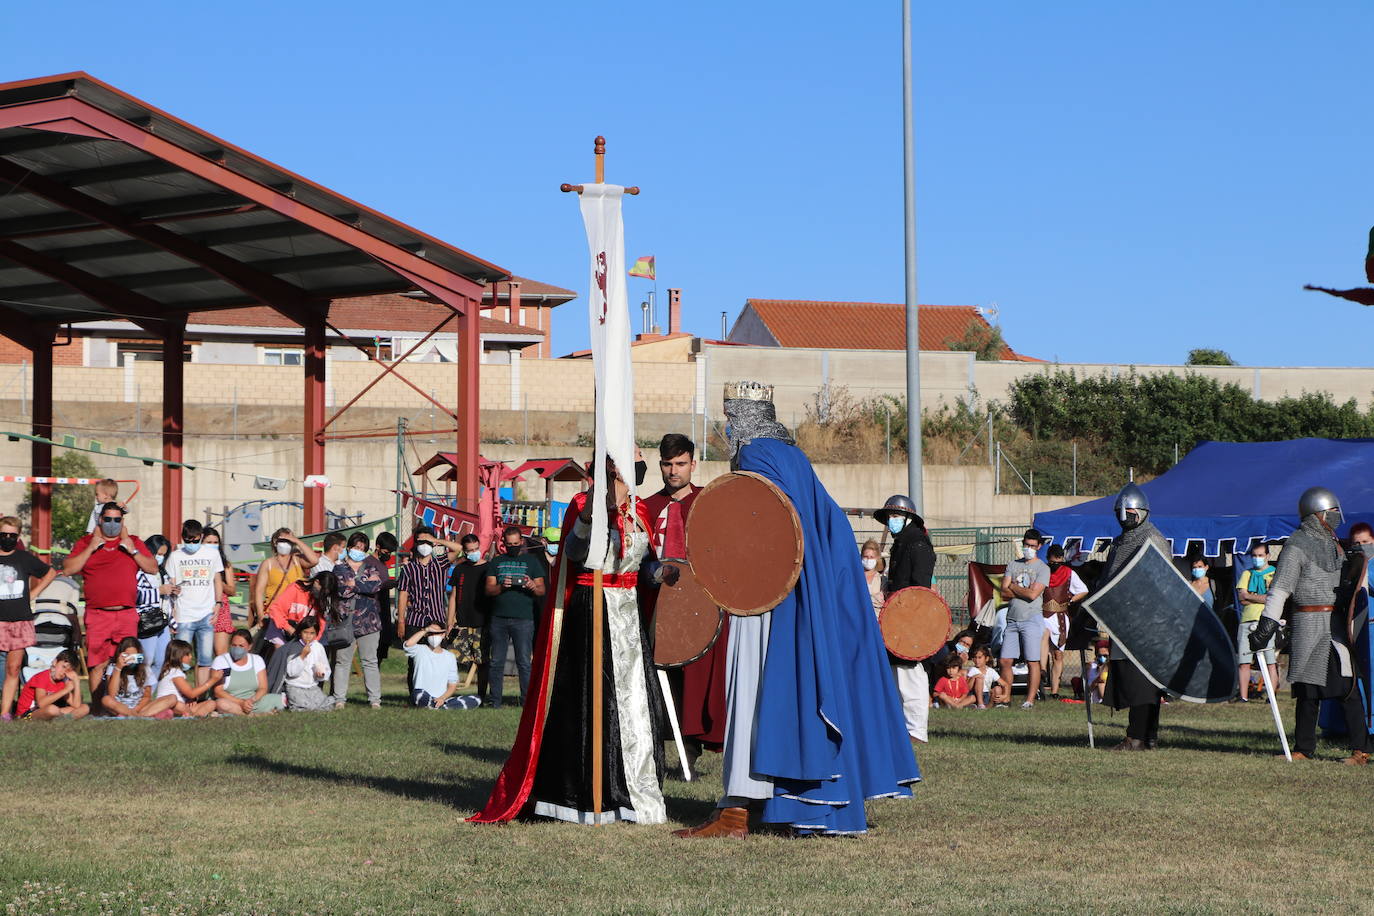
[{"xmin": 1295, "ymin": 604, "xmax": 1335, "ymax": 613}]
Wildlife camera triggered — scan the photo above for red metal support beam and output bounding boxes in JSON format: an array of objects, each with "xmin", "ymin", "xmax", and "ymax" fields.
[
  {"xmin": 162, "ymin": 320, "xmax": 186, "ymax": 540},
  {"xmin": 302, "ymin": 318, "xmax": 327, "ymax": 534},
  {"xmin": 319, "ymin": 315, "xmax": 458, "ymax": 430},
  {"xmin": 456, "ymin": 294, "xmax": 480, "ymax": 516},
  {"xmin": 30, "ymin": 326, "xmax": 55, "ymax": 551}
]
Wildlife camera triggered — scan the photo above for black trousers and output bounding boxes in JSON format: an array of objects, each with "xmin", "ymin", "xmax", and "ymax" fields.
[
  {"xmin": 1126, "ymin": 702, "xmax": 1160, "ymax": 741},
  {"xmin": 1294, "ymin": 690, "xmax": 1370, "ymax": 755}
]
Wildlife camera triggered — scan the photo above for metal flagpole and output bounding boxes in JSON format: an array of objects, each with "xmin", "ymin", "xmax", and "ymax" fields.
[
  {"xmin": 902, "ymin": 0, "xmax": 923, "ymax": 513},
  {"xmin": 657, "ymin": 669, "xmax": 693, "ymax": 780},
  {"xmin": 1257, "ymin": 643, "xmax": 1291, "ymax": 762}
]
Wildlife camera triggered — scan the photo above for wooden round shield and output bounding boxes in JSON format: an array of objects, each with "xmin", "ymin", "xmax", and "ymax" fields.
[
  {"xmin": 880, "ymin": 587, "xmax": 952, "ymax": 662},
  {"xmin": 653, "ymin": 560, "xmax": 724, "ymax": 668},
  {"xmin": 686, "ymin": 471, "xmax": 804, "ymax": 616}
]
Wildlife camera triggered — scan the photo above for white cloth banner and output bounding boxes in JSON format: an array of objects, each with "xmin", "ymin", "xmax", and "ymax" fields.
[{"xmin": 578, "ymin": 184, "xmax": 636, "ymax": 555}]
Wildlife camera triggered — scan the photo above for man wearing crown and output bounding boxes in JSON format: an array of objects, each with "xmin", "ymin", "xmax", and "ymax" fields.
[{"xmin": 672, "ymin": 382, "xmax": 920, "ymax": 838}]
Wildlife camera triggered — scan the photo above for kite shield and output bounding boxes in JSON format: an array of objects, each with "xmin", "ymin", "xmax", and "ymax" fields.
[{"xmin": 1080, "ymin": 540, "xmax": 1236, "ymax": 703}]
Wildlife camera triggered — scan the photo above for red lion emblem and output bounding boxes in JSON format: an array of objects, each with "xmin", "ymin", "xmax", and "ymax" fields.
[{"xmin": 594, "ymin": 251, "xmax": 609, "ymax": 324}]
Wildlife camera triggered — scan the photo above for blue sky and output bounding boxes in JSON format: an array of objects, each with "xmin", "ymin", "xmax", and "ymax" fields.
[{"xmin": 6, "ymin": 1, "xmax": 1374, "ymax": 367}]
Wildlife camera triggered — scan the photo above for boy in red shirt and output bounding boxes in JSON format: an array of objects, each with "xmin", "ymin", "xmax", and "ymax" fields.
[
  {"xmin": 932, "ymin": 655, "xmax": 977, "ymax": 709},
  {"xmin": 16, "ymin": 650, "xmax": 89, "ymax": 720}
]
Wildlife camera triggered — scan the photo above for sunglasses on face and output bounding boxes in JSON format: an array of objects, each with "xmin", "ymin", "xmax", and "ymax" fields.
[{"xmin": 101, "ymin": 516, "xmax": 122, "ymax": 524}]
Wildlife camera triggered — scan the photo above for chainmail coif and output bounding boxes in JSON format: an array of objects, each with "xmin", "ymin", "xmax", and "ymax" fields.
[{"xmin": 724, "ymin": 397, "xmax": 794, "ymax": 459}]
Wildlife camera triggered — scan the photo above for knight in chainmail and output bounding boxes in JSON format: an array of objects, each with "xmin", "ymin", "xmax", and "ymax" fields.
[
  {"xmin": 1250, "ymin": 486, "xmax": 1370, "ymax": 764},
  {"xmin": 1099, "ymin": 483, "xmax": 1171, "ymax": 751}
]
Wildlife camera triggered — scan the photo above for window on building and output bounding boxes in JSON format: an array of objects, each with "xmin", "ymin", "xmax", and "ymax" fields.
[
  {"xmin": 262, "ymin": 347, "xmax": 304, "ymax": 366},
  {"xmin": 519, "ymin": 307, "xmax": 527, "ymax": 326},
  {"xmin": 114, "ymin": 341, "xmax": 192, "ymax": 363}
]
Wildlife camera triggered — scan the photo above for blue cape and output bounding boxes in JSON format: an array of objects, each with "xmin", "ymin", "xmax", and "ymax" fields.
[{"xmin": 738, "ymin": 438, "xmax": 920, "ymax": 834}]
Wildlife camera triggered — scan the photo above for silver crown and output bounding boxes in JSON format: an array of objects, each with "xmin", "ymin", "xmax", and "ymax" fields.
[{"xmin": 723, "ymin": 381, "xmax": 774, "ymax": 402}]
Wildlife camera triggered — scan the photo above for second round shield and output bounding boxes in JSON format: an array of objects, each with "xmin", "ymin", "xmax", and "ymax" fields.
[
  {"xmin": 653, "ymin": 560, "xmax": 724, "ymax": 668},
  {"xmin": 686, "ymin": 471, "xmax": 804, "ymax": 616},
  {"xmin": 880, "ymin": 586, "xmax": 952, "ymax": 662}
]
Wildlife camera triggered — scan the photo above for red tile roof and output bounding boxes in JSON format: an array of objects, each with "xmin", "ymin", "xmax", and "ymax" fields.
[
  {"xmin": 486, "ymin": 276, "xmax": 577, "ymax": 301},
  {"xmin": 741, "ymin": 299, "xmax": 1039, "ymax": 360}
]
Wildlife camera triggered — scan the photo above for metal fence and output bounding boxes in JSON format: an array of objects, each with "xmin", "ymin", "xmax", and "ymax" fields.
[{"xmin": 926, "ymin": 525, "xmax": 1025, "ymax": 612}]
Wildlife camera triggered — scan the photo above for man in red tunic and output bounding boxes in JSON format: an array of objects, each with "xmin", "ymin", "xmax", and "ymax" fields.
[{"xmin": 640, "ymin": 433, "xmax": 727, "ymax": 776}]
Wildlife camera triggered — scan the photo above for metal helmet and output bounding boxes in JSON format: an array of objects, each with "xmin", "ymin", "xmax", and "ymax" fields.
[
  {"xmin": 874, "ymin": 494, "xmax": 922, "ymax": 527},
  {"xmin": 1113, "ymin": 483, "xmax": 1149, "ymax": 529},
  {"xmin": 1297, "ymin": 486, "xmax": 1341, "ymax": 521}
]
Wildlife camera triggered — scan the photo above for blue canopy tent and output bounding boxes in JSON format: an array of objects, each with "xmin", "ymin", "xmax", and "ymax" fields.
[{"xmin": 1033, "ymin": 439, "xmax": 1374, "ymax": 557}]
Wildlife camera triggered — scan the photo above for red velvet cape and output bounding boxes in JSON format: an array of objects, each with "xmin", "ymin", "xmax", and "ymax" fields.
[{"xmin": 468, "ymin": 491, "xmax": 653, "ymax": 823}]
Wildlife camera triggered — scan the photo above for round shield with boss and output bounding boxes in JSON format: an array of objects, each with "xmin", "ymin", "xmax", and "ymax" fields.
[
  {"xmin": 653, "ymin": 559, "xmax": 724, "ymax": 668},
  {"xmin": 686, "ymin": 471, "xmax": 804, "ymax": 616},
  {"xmin": 880, "ymin": 586, "xmax": 952, "ymax": 662}
]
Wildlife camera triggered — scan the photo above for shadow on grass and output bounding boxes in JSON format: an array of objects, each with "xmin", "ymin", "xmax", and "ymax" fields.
[
  {"xmin": 949, "ymin": 726, "xmax": 1270, "ymax": 754},
  {"xmin": 229, "ymin": 752, "xmax": 492, "ymax": 811},
  {"xmin": 430, "ymin": 740, "xmax": 518, "ymax": 767}
]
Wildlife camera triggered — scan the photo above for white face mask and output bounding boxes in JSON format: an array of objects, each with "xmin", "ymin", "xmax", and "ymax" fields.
[
  {"xmin": 275, "ymin": 541, "xmax": 292, "ymax": 556},
  {"xmin": 861, "ymin": 557, "xmax": 878, "ymax": 571},
  {"xmin": 426, "ymin": 635, "xmax": 443, "ymax": 648},
  {"xmin": 1023, "ymin": 546, "xmax": 1037, "ymax": 560},
  {"xmin": 415, "ymin": 543, "xmax": 433, "ymax": 558}
]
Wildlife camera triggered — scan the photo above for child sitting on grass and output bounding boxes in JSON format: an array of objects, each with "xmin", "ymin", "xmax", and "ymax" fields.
[
  {"xmin": 154, "ymin": 639, "xmax": 218, "ymax": 717},
  {"xmin": 99, "ymin": 637, "xmax": 176, "ymax": 718},
  {"xmin": 967, "ymin": 645, "xmax": 1008, "ymax": 708},
  {"xmin": 931, "ymin": 655, "xmax": 977, "ymax": 709},
  {"xmin": 283, "ymin": 618, "xmax": 334, "ymax": 712},
  {"xmin": 16, "ymin": 649, "xmax": 89, "ymax": 720}
]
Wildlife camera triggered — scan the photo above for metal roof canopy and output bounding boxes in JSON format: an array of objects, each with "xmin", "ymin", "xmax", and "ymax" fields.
[{"xmin": 0, "ymin": 72, "xmax": 506, "ymax": 545}]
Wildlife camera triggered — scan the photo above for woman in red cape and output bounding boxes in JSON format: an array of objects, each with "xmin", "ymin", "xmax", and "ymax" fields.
[{"xmin": 469, "ymin": 464, "xmax": 667, "ymax": 825}]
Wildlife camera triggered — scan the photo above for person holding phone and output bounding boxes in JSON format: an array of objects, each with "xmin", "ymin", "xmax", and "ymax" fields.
[{"xmin": 482, "ymin": 525, "xmax": 546, "ymax": 709}]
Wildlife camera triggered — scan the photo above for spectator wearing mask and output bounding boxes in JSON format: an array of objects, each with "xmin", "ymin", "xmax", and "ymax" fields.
[
  {"xmin": 263, "ymin": 571, "xmax": 339, "ymax": 692},
  {"xmin": 483, "ymin": 525, "xmax": 547, "ymax": 709},
  {"xmin": 405, "ymin": 622, "xmax": 479, "ymax": 709},
  {"xmin": 136, "ymin": 534, "xmax": 175, "ymax": 675},
  {"xmin": 875, "ymin": 495, "xmax": 936, "ymax": 744},
  {"xmin": 1041, "ymin": 544, "xmax": 1088, "ymax": 699},
  {"xmin": 373, "ymin": 531, "xmax": 399, "ymax": 660},
  {"xmin": 65, "ymin": 502, "xmax": 159, "ymax": 696},
  {"xmin": 212, "ymin": 629, "xmax": 283, "ymax": 715},
  {"xmin": 283, "ymin": 617, "xmax": 333, "ymax": 712},
  {"xmin": 396, "ymin": 526, "xmax": 461, "ymax": 690},
  {"xmin": 1077, "ymin": 640, "xmax": 1111, "ymax": 703},
  {"xmin": 0, "ymin": 515, "xmax": 57, "ymax": 719},
  {"xmin": 16, "ymin": 649, "xmax": 88, "ymax": 720},
  {"xmin": 861, "ymin": 539, "xmax": 886, "ymax": 618},
  {"xmin": 202, "ymin": 526, "xmax": 237, "ymax": 661},
  {"xmin": 84, "ymin": 478, "xmax": 119, "ymax": 535},
  {"xmin": 99, "ymin": 637, "xmax": 174, "ymax": 717},
  {"xmin": 332, "ymin": 533, "xmax": 387, "ymax": 709},
  {"xmin": 311, "ymin": 532, "xmax": 346, "ymax": 574},
  {"xmin": 1187, "ymin": 555, "xmax": 1213, "ymax": 609},
  {"xmin": 251, "ymin": 528, "xmax": 317, "ymax": 630},
  {"xmin": 931, "ymin": 656, "xmax": 976, "ymax": 709},
  {"xmin": 162, "ymin": 519, "xmax": 225, "ymax": 688},
  {"xmin": 447, "ymin": 533, "xmax": 490, "ymax": 702},
  {"xmin": 1235, "ymin": 543, "xmax": 1279, "ymax": 703},
  {"xmin": 153, "ymin": 639, "xmax": 217, "ymax": 717},
  {"xmin": 999, "ymin": 528, "xmax": 1050, "ymax": 709}
]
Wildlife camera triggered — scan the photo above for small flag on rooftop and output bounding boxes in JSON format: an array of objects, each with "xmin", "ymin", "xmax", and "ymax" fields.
[{"xmin": 628, "ymin": 255, "xmax": 655, "ymax": 280}]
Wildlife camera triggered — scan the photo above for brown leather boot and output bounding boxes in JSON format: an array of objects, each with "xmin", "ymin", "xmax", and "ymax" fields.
[
  {"xmin": 1342, "ymin": 749, "xmax": 1370, "ymax": 766},
  {"xmin": 672, "ymin": 806, "xmax": 749, "ymax": 839},
  {"xmin": 1277, "ymin": 751, "xmax": 1312, "ymax": 760},
  {"xmin": 1110, "ymin": 737, "xmax": 1146, "ymax": 751}
]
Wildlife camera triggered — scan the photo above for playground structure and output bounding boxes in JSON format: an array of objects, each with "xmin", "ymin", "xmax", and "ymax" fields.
[{"xmin": 0, "ymin": 73, "xmax": 505, "ymax": 548}]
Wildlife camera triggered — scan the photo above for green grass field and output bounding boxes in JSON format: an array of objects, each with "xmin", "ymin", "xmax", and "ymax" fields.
[{"xmin": 0, "ymin": 658, "xmax": 1367, "ymax": 915}]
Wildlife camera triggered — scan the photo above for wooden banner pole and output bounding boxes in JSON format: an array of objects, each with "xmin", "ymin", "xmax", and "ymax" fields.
[{"xmin": 592, "ymin": 567, "xmax": 604, "ymax": 819}]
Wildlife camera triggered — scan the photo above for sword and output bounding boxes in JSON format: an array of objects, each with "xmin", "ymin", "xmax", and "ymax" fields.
[
  {"xmin": 657, "ymin": 668, "xmax": 693, "ymax": 781},
  {"xmin": 1255, "ymin": 640, "xmax": 1291, "ymax": 762},
  {"xmin": 1080, "ymin": 648, "xmax": 1094, "ymax": 749}
]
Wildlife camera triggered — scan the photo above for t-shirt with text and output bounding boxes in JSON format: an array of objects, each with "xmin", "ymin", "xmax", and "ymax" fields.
[
  {"xmin": 1004, "ymin": 557, "xmax": 1050, "ymax": 623},
  {"xmin": 163, "ymin": 547, "xmax": 224, "ymax": 622}
]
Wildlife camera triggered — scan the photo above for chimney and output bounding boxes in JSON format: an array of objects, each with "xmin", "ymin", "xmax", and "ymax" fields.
[
  {"xmin": 668, "ymin": 288, "xmax": 682, "ymax": 335},
  {"xmin": 509, "ymin": 280, "xmax": 522, "ymax": 326}
]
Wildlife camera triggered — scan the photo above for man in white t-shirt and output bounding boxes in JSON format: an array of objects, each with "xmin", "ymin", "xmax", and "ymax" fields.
[
  {"xmin": 404, "ymin": 622, "xmax": 478, "ymax": 710},
  {"xmin": 311, "ymin": 532, "xmax": 346, "ymax": 575},
  {"xmin": 163, "ymin": 519, "xmax": 224, "ymax": 684}
]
